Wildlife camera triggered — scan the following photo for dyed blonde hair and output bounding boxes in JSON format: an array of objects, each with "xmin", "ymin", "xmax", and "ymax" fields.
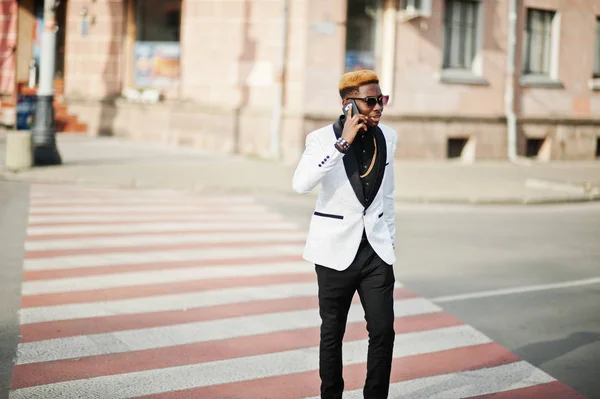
[{"xmin": 338, "ymin": 70, "xmax": 379, "ymax": 98}]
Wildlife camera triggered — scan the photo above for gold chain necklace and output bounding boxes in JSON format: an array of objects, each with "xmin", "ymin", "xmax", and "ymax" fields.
[{"xmin": 359, "ymin": 134, "xmax": 377, "ymax": 179}]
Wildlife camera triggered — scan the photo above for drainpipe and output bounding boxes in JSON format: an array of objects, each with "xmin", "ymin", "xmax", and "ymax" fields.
[
  {"xmin": 269, "ymin": 0, "xmax": 290, "ymax": 160},
  {"xmin": 505, "ymin": 0, "xmax": 518, "ymax": 162}
]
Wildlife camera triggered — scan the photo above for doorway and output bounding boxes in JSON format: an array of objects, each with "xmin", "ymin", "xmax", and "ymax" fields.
[
  {"xmin": 15, "ymin": 0, "xmax": 67, "ymax": 94},
  {"xmin": 55, "ymin": 0, "xmax": 66, "ymax": 79}
]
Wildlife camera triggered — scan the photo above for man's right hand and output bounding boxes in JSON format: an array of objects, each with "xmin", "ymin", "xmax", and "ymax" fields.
[{"xmin": 341, "ymin": 103, "xmax": 368, "ymax": 145}]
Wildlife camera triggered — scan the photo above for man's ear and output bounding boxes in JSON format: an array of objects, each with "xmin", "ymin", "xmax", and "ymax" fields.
[{"xmin": 341, "ymin": 98, "xmax": 349, "ymax": 106}]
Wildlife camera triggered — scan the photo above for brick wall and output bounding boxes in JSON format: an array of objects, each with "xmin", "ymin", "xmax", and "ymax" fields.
[{"xmin": 0, "ymin": 0, "xmax": 17, "ymax": 98}]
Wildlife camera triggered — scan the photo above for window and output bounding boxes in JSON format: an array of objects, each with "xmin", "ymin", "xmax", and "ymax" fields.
[
  {"xmin": 345, "ymin": 0, "xmax": 383, "ymax": 72},
  {"xmin": 443, "ymin": 0, "xmax": 480, "ymax": 70},
  {"xmin": 526, "ymin": 138, "xmax": 545, "ymax": 158},
  {"xmin": 447, "ymin": 138, "xmax": 468, "ymax": 159},
  {"xmin": 594, "ymin": 17, "xmax": 600, "ymax": 78},
  {"xmin": 523, "ymin": 9, "xmax": 555, "ymax": 76},
  {"xmin": 133, "ymin": 0, "xmax": 181, "ymax": 89},
  {"xmin": 135, "ymin": 0, "xmax": 181, "ymax": 42}
]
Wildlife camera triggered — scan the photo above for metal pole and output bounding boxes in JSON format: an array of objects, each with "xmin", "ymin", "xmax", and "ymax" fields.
[
  {"xmin": 269, "ymin": 0, "xmax": 289, "ymax": 160},
  {"xmin": 505, "ymin": 0, "xmax": 518, "ymax": 161},
  {"xmin": 31, "ymin": 0, "xmax": 62, "ymax": 165}
]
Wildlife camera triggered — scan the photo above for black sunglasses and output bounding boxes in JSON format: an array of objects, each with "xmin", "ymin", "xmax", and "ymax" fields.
[{"xmin": 347, "ymin": 95, "xmax": 390, "ymax": 107}]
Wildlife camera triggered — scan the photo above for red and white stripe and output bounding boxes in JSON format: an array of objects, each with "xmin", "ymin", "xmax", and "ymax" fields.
[{"xmin": 10, "ymin": 184, "xmax": 588, "ymax": 398}]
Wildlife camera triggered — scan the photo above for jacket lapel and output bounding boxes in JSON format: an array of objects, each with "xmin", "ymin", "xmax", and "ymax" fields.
[
  {"xmin": 366, "ymin": 126, "xmax": 387, "ymax": 208},
  {"xmin": 333, "ymin": 116, "xmax": 366, "ymax": 207}
]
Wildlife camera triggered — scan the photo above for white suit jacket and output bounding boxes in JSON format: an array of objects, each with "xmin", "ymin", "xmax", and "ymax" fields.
[{"xmin": 292, "ymin": 120, "xmax": 397, "ymax": 271}]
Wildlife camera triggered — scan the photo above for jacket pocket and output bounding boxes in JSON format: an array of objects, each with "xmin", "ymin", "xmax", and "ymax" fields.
[{"xmin": 314, "ymin": 211, "xmax": 344, "ymax": 220}]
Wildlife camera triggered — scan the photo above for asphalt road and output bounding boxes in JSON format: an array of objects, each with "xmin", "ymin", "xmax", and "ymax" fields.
[
  {"xmin": 257, "ymin": 194, "xmax": 600, "ymax": 399},
  {"xmin": 0, "ymin": 181, "xmax": 29, "ymax": 399}
]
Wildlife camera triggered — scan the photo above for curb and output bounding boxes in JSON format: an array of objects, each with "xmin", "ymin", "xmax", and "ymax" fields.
[
  {"xmin": 525, "ymin": 178, "xmax": 600, "ymax": 196},
  {"xmin": 393, "ymin": 196, "xmax": 600, "ymax": 206}
]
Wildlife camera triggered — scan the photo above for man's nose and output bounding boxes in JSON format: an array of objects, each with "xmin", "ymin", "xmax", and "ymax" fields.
[{"xmin": 373, "ymin": 101, "xmax": 383, "ymax": 111}]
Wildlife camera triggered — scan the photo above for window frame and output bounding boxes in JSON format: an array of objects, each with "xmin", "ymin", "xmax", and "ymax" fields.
[
  {"xmin": 593, "ymin": 17, "xmax": 600, "ymax": 79},
  {"xmin": 403, "ymin": 0, "xmax": 421, "ymax": 11},
  {"xmin": 522, "ymin": 8, "xmax": 554, "ymax": 76},
  {"xmin": 520, "ymin": 7, "xmax": 562, "ymax": 88},
  {"xmin": 442, "ymin": 0, "xmax": 481, "ymax": 70},
  {"xmin": 439, "ymin": 0, "xmax": 487, "ymax": 86},
  {"xmin": 121, "ymin": 0, "xmax": 183, "ymax": 94},
  {"xmin": 399, "ymin": 0, "xmax": 432, "ymax": 17},
  {"xmin": 344, "ymin": 0, "xmax": 385, "ymax": 73},
  {"xmin": 590, "ymin": 16, "xmax": 600, "ymax": 90}
]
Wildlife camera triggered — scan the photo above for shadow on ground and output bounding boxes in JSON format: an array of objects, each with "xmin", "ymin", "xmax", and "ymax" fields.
[{"xmin": 514, "ymin": 332, "xmax": 600, "ymax": 367}]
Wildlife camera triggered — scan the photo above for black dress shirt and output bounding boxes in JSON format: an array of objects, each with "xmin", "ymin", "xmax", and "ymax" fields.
[{"xmin": 351, "ymin": 127, "xmax": 380, "ymax": 203}]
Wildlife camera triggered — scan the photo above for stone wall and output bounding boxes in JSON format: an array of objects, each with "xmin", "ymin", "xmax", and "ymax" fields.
[
  {"xmin": 179, "ymin": 0, "xmax": 308, "ymax": 158},
  {"xmin": 518, "ymin": 0, "xmax": 600, "ymax": 119},
  {"xmin": 388, "ymin": 0, "xmax": 508, "ymax": 117},
  {"xmin": 63, "ymin": 0, "xmax": 600, "ymax": 162},
  {"xmin": 0, "ymin": 0, "xmax": 17, "ymax": 98},
  {"xmin": 63, "ymin": 0, "xmax": 125, "ymax": 100}
]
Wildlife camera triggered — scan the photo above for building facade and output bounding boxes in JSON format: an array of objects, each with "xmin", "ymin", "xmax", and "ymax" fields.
[{"xmin": 2, "ymin": 0, "xmax": 600, "ymax": 161}]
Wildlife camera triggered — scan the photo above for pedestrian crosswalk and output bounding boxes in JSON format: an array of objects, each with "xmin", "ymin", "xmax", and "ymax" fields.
[{"xmin": 10, "ymin": 184, "xmax": 588, "ymax": 398}]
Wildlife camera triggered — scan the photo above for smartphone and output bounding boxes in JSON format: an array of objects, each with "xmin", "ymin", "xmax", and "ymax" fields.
[{"xmin": 343, "ymin": 99, "xmax": 358, "ymax": 120}]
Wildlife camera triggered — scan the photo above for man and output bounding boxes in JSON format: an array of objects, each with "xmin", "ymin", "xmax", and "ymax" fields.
[{"xmin": 292, "ymin": 70, "xmax": 397, "ymax": 399}]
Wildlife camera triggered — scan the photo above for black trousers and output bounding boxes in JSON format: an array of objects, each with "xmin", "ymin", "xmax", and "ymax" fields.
[{"xmin": 315, "ymin": 238, "xmax": 395, "ymax": 399}]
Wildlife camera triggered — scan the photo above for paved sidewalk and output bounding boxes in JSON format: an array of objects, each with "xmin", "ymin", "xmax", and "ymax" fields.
[
  {"xmin": 1, "ymin": 132, "xmax": 599, "ymax": 204},
  {"xmin": 0, "ymin": 181, "xmax": 29, "ymax": 399}
]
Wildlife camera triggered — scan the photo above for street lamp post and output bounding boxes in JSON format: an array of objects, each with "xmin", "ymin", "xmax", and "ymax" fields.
[{"xmin": 31, "ymin": 0, "xmax": 62, "ymax": 165}]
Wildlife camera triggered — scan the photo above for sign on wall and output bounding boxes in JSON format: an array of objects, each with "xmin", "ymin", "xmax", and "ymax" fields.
[{"xmin": 133, "ymin": 42, "xmax": 180, "ymax": 88}]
